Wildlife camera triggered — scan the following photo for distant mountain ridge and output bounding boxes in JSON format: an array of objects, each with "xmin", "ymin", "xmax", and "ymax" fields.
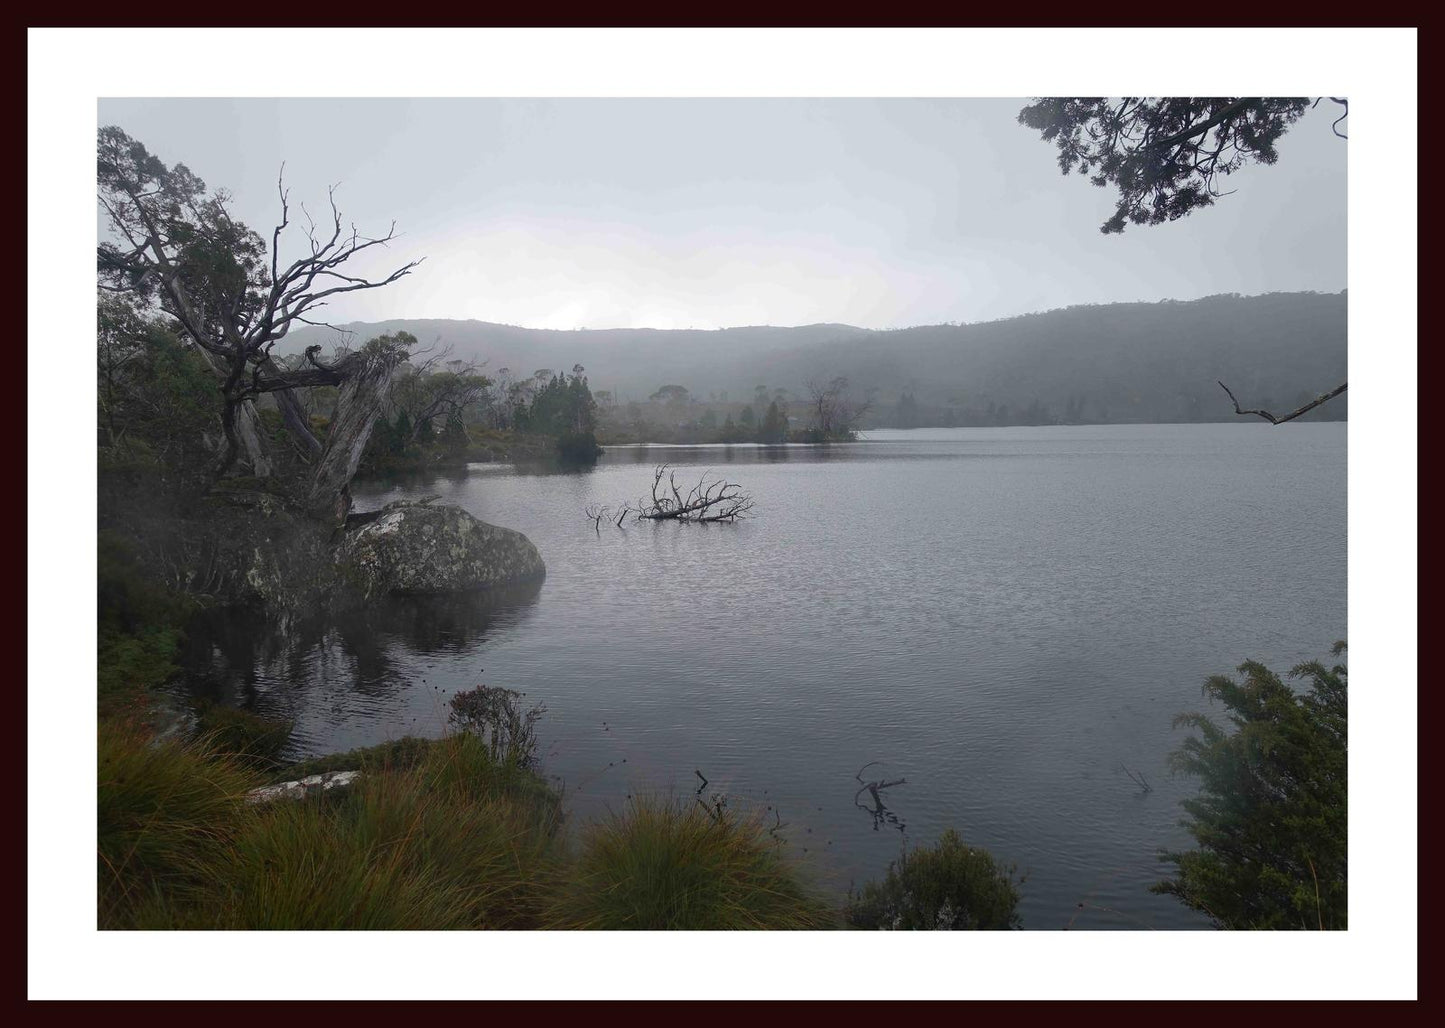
[{"xmin": 279, "ymin": 291, "xmax": 1347, "ymax": 423}]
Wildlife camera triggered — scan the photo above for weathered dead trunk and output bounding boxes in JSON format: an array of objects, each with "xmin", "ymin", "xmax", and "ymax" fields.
[
  {"xmin": 305, "ymin": 349, "xmax": 403, "ymax": 523},
  {"xmin": 259, "ymin": 356, "xmax": 325, "ymax": 459},
  {"xmin": 233, "ymin": 400, "xmax": 273, "ymax": 477}
]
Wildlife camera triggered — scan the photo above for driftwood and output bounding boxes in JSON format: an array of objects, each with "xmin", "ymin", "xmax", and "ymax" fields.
[
  {"xmin": 854, "ymin": 761, "xmax": 907, "ymax": 833},
  {"xmin": 586, "ymin": 464, "xmax": 755, "ymax": 529},
  {"xmin": 1218, "ymin": 380, "xmax": 1347, "ymax": 426},
  {"xmin": 246, "ymin": 770, "xmax": 361, "ymax": 805},
  {"xmin": 1119, "ymin": 764, "xmax": 1153, "ymax": 794}
]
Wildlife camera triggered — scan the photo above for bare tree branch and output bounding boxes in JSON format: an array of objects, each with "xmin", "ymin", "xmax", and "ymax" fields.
[
  {"xmin": 1217, "ymin": 380, "xmax": 1347, "ymax": 426},
  {"xmin": 586, "ymin": 464, "xmax": 756, "ymax": 527}
]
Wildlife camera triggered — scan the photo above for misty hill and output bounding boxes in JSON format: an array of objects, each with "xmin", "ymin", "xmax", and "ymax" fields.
[{"xmin": 280, "ymin": 291, "xmax": 1347, "ymax": 424}]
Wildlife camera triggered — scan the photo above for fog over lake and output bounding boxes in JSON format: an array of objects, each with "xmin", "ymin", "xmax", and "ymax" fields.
[{"xmin": 178, "ymin": 422, "xmax": 1346, "ymax": 930}]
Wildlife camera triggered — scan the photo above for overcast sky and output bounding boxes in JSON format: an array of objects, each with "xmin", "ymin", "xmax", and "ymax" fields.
[{"xmin": 97, "ymin": 97, "xmax": 1346, "ymax": 331}]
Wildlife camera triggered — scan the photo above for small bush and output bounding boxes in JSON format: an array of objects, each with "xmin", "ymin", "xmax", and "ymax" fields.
[
  {"xmin": 554, "ymin": 430, "xmax": 603, "ymax": 466},
  {"xmin": 549, "ymin": 796, "xmax": 837, "ymax": 930},
  {"xmin": 447, "ymin": 684, "xmax": 546, "ymax": 770},
  {"xmin": 846, "ymin": 829, "xmax": 1023, "ymax": 930}
]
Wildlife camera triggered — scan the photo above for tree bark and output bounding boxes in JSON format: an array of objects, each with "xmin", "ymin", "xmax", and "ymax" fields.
[
  {"xmin": 305, "ymin": 349, "xmax": 403, "ymax": 523},
  {"xmin": 234, "ymin": 400, "xmax": 273, "ymax": 477}
]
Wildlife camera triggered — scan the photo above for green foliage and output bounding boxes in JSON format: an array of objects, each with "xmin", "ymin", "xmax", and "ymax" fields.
[
  {"xmin": 97, "ymin": 532, "xmax": 197, "ymax": 715},
  {"xmin": 523, "ymin": 367, "xmax": 599, "ymax": 437},
  {"xmin": 554, "ymin": 430, "xmax": 603, "ymax": 466},
  {"xmin": 758, "ymin": 400, "xmax": 788, "ymax": 443},
  {"xmin": 97, "ymin": 630, "xmax": 181, "ymax": 717},
  {"xmin": 440, "ymin": 412, "xmax": 469, "ymax": 454},
  {"xmin": 1154, "ymin": 643, "xmax": 1348, "ymax": 929},
  {"xmin": 845, "ymin": 829, "xmax": 1023, "ymax": 930},
  {"xmin": 1018, "ymin": 98, "xmax": 1315, "ymax": 234},
  {"xmin": 97, "ymin": 294, "xmax": 220, "ymax": 485},
  {"xmin": 549, "ymin": 796, "xmax": 837, "ymax": 930},
  {"xmin": 98, "ymin": 127, "xmax": 270, "ymax": 326}
]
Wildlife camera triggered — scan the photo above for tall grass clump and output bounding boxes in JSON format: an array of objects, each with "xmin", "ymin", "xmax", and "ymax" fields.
[
  {"xmin": 846, "ymin": 829, "xmax": 1023, "ymax": 930},
  {"xmin": 98, "ymin": 724, "xmax": 261, "ymax": 929},
  {"xmin": 209, "ymin": 731, "xmax": 564, "ymax": 929},
  {"xmin": 194, "ymin": 703, "xmax": 294, "ymax": 771},
  {"xmin": 549, "ymin": 796, "xmax": 838, "ymax": 930}
]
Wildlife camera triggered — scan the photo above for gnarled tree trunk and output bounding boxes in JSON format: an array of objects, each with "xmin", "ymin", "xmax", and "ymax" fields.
[
  {"xmin": 306, "ymin": 348, "xmax": 405, "ymax": 524},
  {"xmin": 233, "ymin": 399, "xmax": 274, "ymax": 478}
]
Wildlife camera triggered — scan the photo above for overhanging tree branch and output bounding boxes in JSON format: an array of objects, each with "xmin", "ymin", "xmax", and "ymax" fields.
[{"xmin": 1217, "ymin": 380, "xmax": 1348, "ymax": 426}]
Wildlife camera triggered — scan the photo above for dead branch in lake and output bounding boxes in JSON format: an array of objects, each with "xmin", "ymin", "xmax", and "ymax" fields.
[
  {"xmin": 584, "ymin": 464, "xmax": 755, "ymax": 529},
  {"xmin": 1119, "ymin": 764, "xmax": 1153, "ymax": 794},
  {"xmin": 854, "ymin": 761, "xmax": 907, "ymax": 833}
]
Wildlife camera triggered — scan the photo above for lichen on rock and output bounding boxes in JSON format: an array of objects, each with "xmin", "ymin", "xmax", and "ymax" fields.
[
  {"xmin": 122, "ymin": 490, "xmax": 545, "ymax": 622},
  {"xmin": 336, "ymin": 500, "xmax": 546, "ymax": 599}
]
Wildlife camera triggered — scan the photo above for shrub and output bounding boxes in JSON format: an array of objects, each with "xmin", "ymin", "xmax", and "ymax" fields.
[
  {"xmin": 555, "ymin": 430, "xmax": 603, "ymax": 466},
  {"xmin": 549, "ymin": 796, "xmax": 837, "ymax": 930},
  {"xmin": 1154, "ymin": 642, "xmax": 1348, "ymax": 929},
  {"xmin": 846, "ymin": 829, "xmax": 1023, "ymax": 930},
  {"xmin": 447, "ymin": 684, "xmax": 546, "ymax": 770}
]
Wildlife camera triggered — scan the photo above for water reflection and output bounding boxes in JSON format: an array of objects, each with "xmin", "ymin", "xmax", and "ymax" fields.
[
  {"xmin": 177, "ymin": 580, "xmax": 544, "ymax": 753},
  {"xmin": 183, "ymin": 424, "xmax": 1344, "ymax": 929}
]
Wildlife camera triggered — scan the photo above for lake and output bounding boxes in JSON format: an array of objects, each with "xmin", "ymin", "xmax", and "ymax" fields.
[{"xmin": 177, "ymin": 423, "xmax": 1347, "ymax": 930}]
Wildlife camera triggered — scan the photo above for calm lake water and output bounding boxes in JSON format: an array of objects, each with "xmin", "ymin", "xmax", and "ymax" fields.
[{"xmin": 178, "ymin": 423, "xmax": 1347, "ymax": 930}]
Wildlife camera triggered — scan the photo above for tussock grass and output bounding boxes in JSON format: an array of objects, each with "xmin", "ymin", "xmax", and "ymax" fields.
[
  {"xmin": 98, "ymin": 723, "xmax": 262, "ymax": 929},
  {"xmin": 547, "ymin": 796, "xmax": 838, "ymax": 930},
  {"xmin": 271, "ymin": 736, "xmax": 434, "ymax": 782},
  {"xmin": 100, "ymin": 728, "xmax": 564, "ymax": 930},
  {"xmin": 193, "ymin": 704, "xmax": 294, "ymax": 771},
  {"xmin": 211, "ymin": 732, "xmax": 563, "ymax": 929}
]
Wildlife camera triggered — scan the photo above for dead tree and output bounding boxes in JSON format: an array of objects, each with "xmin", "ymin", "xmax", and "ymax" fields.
[
  {"xmin": 805, "ymin": 375, "xmax": 872, "ymax": 439},
  {"xmin": 303, "ymin": 341, "xmax": 409, "ymax": 523},
  {"xmin": 584, "ymin": 465, "xmax": 755, "ymax": 529},
  {"xmin": 635, "ymin": 465, "xmax": 755, "ymax": 522},
  {"xmin": 97, "ymin": 126, "xmax": 422, "ymax": 512}
]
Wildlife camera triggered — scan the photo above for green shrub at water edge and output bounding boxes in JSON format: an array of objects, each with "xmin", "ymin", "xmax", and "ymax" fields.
[
  {"xmin": 1153, "ymin": 642, "xmax": 1348, "ymax": 930},
  {"xmin": 548, "ymin": 796, "xmax": 838, "ymax": 930},
  {"xmin": 845, "ymin": 829, "xmax": 1023, "ymax": 930}
]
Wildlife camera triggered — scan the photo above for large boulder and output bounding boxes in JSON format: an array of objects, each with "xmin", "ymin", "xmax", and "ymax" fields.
[{"xmin": 337, "ymin": 500, "xmax": 546, "ymax": 598}]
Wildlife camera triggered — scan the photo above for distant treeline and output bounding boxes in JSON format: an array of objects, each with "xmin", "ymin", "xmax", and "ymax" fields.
[{"xmin": 280, "ymin": 290, "xmax": 1347, "ymax": 428}]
